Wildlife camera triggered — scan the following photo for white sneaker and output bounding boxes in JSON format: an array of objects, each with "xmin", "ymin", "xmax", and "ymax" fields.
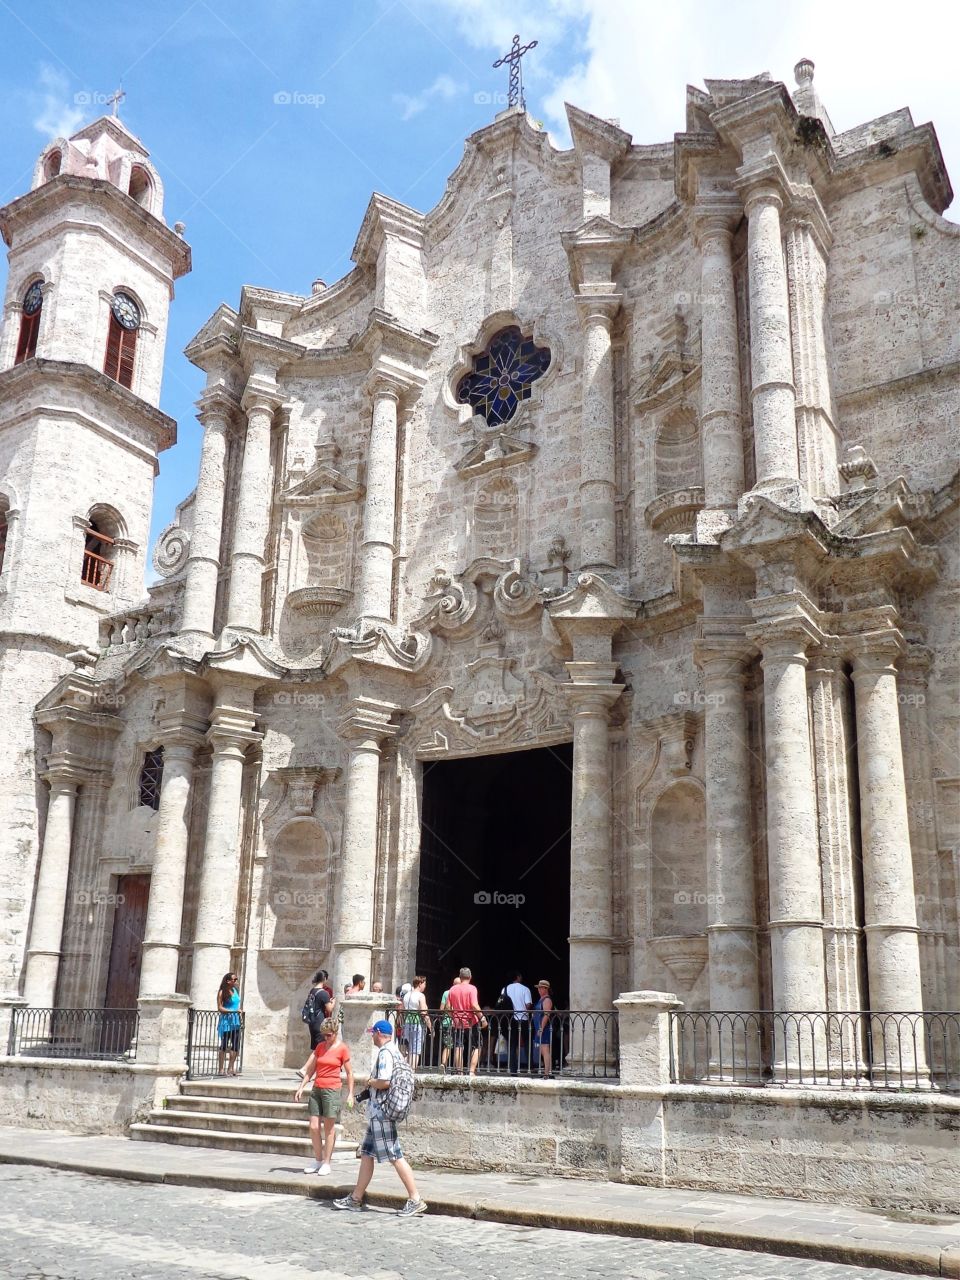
[
  {"xmin": 317, "ymin": 1162, "xmax": 331, "ymax": 1175},
  {"xmin": 303, "ymin": 1160, "xmax": 322, "ymax": 1174}
]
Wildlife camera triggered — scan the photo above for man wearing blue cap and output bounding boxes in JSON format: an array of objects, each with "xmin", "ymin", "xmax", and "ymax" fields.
[{"xmin": 333, "ymin": 1019, "xmax": 427, "ymax": 1217}]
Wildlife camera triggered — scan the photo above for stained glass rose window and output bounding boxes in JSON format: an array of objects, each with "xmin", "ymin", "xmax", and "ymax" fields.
[{"xmin": 456, "ymin": 326, "xmax": 550, "ymax": 427}]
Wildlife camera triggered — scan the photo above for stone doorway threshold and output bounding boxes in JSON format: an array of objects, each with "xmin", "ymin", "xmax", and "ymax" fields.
[{"xmin": 0, "ymin": 1126, "xmax": 956, "ymax": 1276}]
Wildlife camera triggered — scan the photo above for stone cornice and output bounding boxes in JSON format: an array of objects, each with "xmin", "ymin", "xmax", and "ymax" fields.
[
  {"xmin": 0, "ymin": 174, "xmax": 191, "ymax": 277},
  {"xmin": 238, "ymin": 325, "xmax": 305, "ymax": 375},
  {"xmin": 356, "ymin": 309, "xmax": 439, "ymax": 397},
  {"xmin": 337, "ymin": 696, "xmax": 400, "ymax": 745},
  {"xmin": 0, "ymin": 359, "xmax": 176, "ymax": 454},
  {"xmin": 184, "ymin": 304, "xmax": 241, "ymax": 371},
  {"xmin": 352, "ymin": 192, "xmax": 426, "ymax": 268},
  {"xmin": 565, "ymin": 103, "xmax": 632, "ymax": 162}
]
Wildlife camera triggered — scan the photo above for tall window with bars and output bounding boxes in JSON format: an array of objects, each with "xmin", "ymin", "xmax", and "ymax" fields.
[
  {"xmin": 81, "ymin": 521, "xmax": 115, "ymax": 591},
  {"xmin": 15, "ymin": 282, "xmax": 43, "ymax": 364},
  {"xmin": 138, "ymin": 748, "xmax": 164, "ymax": 810},
  {"xmin": 104, "ymin": 292, "xmax": 141, "ymax": 389}
]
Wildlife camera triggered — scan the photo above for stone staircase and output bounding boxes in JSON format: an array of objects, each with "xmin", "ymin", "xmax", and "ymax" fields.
[{"xmin": 130, "ymin": 1073, "xmax": 354, "ymax": 1157}]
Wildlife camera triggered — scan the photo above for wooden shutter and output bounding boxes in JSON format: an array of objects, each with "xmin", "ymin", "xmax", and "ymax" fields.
[
  {"xmin": 117, "ymin": 326, "xmax": 137, "ymax": 388},
  {"xmin": 14, "ymin": 309, "xmax": 40, "ymax": 364},
  {"xmin": 104, "ymin": 314, "xmax": 123, "ymax": 380}
]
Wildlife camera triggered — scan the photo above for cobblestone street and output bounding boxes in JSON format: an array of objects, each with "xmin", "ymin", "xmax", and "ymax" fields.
[{"xmin": 0, "ymin": 1166, "xmax": 915, "ymax": 1280}]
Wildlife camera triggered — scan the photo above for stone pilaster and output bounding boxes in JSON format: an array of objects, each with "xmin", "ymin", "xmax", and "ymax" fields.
[
  {"xmin": 614, "ymin": 989, "xmax": 681, "ymax": 1087},
  {"xmin": 694, "ymin": 641, "xmax": 760, "ymax": 1019},
  {"xmin": 180, "ymin": 394, "xmax": 234, "ymax": 645},
  {"xmin": 850, "ymin": 634, "xmax": 927, "ymax": 1076},
  {"xmin": 784, "ymin": 212, "xmax": 839, "ymax": 497},
  {"xmin": 751, "ymin": 617, "xmax": 827, "ymax": 1070},
  {"xmin": 224, "ymin": 382, "xmax": 279, "ymax": 634},
  {"xmin": 741, "ymin": 180, "xmax": 799, "ymax": 492},
  {"xmin": 22, "ymin": 772, "xmax": 82, "ymax": 1007},
  {"xmin": 564, "ymin": 664, "xmax": 623, "ymax": 1012},
  {"xmin": 576, "ymin": 293, "xmax": 621, "ymax": 573},
  {"xmin": 807, "ymin": 648, "xmax": 865, "ymax": 1014},
  {"xmin": 356, "ymin": 377, "xmax": 402, "ymax": 625},
  {"xmin": 138, "ymin": 725, "xmax": 205, "ymax": 1000},
  {"xmin": 694, "ymin": 205, "xmax": 745, "ymax": 537},
  {"xmin": 898, "ymin": 644, "xmax": 947, "ymax": 1011},
  {"xmin": 331, "ymin": 698, "xmax": 397, "ymax": 989},
  {"xmin": 189, "ymin": 707, "xmax": 261, "ymax": 1006}
]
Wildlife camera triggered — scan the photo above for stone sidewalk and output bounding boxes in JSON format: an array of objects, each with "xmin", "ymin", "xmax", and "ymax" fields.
[{"xmin": 0, "ymin": 1126, "xmax": 957, "ymax": 1277}]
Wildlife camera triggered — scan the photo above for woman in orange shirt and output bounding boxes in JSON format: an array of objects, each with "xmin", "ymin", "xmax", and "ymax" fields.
[{"xmin": 295, "ymin": 1018, "xmax": 355, "ymax": 1174}]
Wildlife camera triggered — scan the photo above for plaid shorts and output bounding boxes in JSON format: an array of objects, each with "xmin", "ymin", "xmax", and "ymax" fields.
[{"xmin": 360, "ymin": 1111, "xmax": 403, "ymax": 1163}]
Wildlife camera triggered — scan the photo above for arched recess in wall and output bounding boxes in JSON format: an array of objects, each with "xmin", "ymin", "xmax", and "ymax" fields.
[
  {"xmin": 473, "ymin": 473, "xmax": 520, "ymax": 559},
  {"xmin": 649, "ymin": 779, "xmax": 707, "ymax": 938},
  {"xmin": 301, "ymin": 510, "xmax": 349, "ymax": 587},
  {"xmin": 266, "ymin": 818, "xmax": 331, "ymax": 949},
  {"xmin": 654, "ymin": 406, "xmax": 702, "ymax": 495}
]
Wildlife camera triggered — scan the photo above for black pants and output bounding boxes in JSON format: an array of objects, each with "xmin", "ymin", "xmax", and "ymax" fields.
[{"xmin": 507, "ymin": 1020, "xmax": 530, "ymax": 1073}]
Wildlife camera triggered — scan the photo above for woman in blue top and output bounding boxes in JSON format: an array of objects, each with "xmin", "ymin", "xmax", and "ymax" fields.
[
  {"xmin": 532, "ymin": 979, "xmax": 554, "ymax": 1079},
  {"xmin": 217, "ymin": 973, "xmax": 243, "ymax": 1076}
]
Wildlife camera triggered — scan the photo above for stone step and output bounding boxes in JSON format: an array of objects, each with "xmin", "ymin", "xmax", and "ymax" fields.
[
  {"xmin": 179, "ymin": 1078, "xmax": 305, "ymax": 1104},
  {"xmin": 172, "ymin": 1093, "xmax": 308, "ymax": 1121},
  {"xmin": 130, "ymin": 1122, "xmax": 360, "ymax": 1158},
  {"xmin": 149, "ymin": 1109, "xmax": 313, "ymax": 1138}
]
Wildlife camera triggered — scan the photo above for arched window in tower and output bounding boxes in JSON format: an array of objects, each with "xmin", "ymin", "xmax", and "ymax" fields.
[
  {"xmin": 43, "ymin": 149, "xmax": 62, "ymax": 181},
  {"xmin": 81, "ymin": 518, "xmax": 116, "ymax": 591},
  {"xmin": 128, "ymin": 165, "xmax": 152, "ymax": 210},
  {"xmin": 0, "ymin": 498, "xmax": 9, "ymax": 577},
  {"xmin": 456, "ymin": 326, "xmax": 551, "ymax": 426},
  {"xmin": 14, "ymin": 282, "xmax": 43, "ymax": 364},
  {"xmin": 104, "ymin": 291, "xmax": 141, "ymax": 389},
  {"xmin": 138, "ymin": 748, "xmax": 164, "ymax": 810}
]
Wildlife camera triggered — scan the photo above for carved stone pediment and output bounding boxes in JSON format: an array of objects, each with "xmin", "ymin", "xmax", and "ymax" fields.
[
  {"xmin": 449, "ymin": 639, "xmax": 525, "ymax": 729},
  {"xmin": 269, "ymin": 765, "xmax": 340, "ymax": 819},
  {"xmin": 410, "ymin": 670, "xmax": 570, "ymax": 759},
  {"xmin": 281, "ymin": 461, "xmax": 363, "ymax": 507},
  {"xmin": 453, "ymin": 430, "xmax": 537, "ymax": 478}
]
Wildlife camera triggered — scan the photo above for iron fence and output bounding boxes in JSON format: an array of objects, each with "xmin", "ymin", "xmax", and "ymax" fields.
[
  {"xmin": 7, "ymin": 1007, "xmax": 138, "ymax": 1061},
  {"xmin": 186, "ymin": 1008, "xmax": 245, "ymax": 1080},
  {"xmin": 388, "ymin": 1008, "xmax": 618, "ymax": 1080},
  {"xmin": 670, "ymin": 1010, "xmax": 960, "ymax": 1093}
]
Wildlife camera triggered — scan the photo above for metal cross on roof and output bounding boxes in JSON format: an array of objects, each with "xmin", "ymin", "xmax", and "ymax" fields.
[
  {"xmin": 493, "ymin": 34, "xmax": 537, "ymax": 110},
  {"xmin": 107, "ymin": 86, "xmax": 126, "ymax": 118}
]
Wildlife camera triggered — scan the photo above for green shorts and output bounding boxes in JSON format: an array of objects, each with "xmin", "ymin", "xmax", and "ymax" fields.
[{"xmin": 308, "ymin": 1086, "xmax": 342, "ymax": 1120}]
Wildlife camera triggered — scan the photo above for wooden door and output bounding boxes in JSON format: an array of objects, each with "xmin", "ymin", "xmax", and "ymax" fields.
[{"xmin": 104, "ymin": 874, "xmax": 150, "ymax": 1008}]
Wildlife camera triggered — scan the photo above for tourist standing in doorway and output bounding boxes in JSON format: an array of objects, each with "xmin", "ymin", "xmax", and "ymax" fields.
[
  {"xmin": 402, "ymin": 976, "xmax": 432, "ymax": 1071},
  {"xmin": 216, "ymin": 973, "xmax": 242, "ymax": 1077},
  {"xmin": 448, "ymin": 967, "xmax": 487, "ymax": 1075},
  {"xmin": 333, "ymin": 1020, "xmax": 427, "ymax": 1217},
  {"xmin": 533, "ymin": 979, "xmax": 555, "ymax": 1078},
  {"xmin": 438, "ymin": 975, "xmax": 460, "ymax": 1072},
  {"xmin": 501, "ymin": 971, "xmax": 533, "ymax": 1074},
  {"xmin": 295, "ymin": 1018, "xmax": 354, "ymax": 1174}
]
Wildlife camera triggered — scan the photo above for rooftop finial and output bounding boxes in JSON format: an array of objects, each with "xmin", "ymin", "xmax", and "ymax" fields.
[
  {"xmin": 107, "ymin": 85, "xmax": 126, "ymax": 118},
  {"xmin": 794, "ymin": 57, "xmax": 815, "ymax": 87},
  {"xmin": 493, "ymin": 34, "xmax": 538, "ymax": 111}
]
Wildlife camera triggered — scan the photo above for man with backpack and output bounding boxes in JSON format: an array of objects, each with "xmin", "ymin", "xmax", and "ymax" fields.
[{"xmin": 333, "ymin": 1019, "xmax": 426, "ymax": 1217}]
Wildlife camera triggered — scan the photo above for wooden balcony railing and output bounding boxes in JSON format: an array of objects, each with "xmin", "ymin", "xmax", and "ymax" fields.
[{"xmin": 81, "ymin": 548, "xmax": 113, "ymax": 591}]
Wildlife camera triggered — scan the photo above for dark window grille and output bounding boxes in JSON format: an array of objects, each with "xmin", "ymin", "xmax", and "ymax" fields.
[
  {"xmin": 138, "ymin": 748, "xmax": 164, "ymax": 810},
  {"xmin": 456, "ymin": 326, "xmax": 551, "ymax": 426}
]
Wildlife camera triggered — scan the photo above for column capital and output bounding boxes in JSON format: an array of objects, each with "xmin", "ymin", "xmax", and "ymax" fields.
[
  {"xmin": 156, "ymin": 720, "xmax": 207, "ymax": 759},
  {"xmin": 196, "ymin": 388, "xmax": 240, "ymax": 427},
  {"xmin": 848, "ymin": 629, "xmax": 906, "ymax": 676},
  {"xmin": 562, "ymin": 665, "xmax": 624, "ymax": 715},
  {"xmin": 735, "ymin": 156, "xmax": 792, "ymax": 213},
  {"xmin": 41, "ymin": 770, "xmax": 82, "ymax": 796},
  {"xmin": 240, "ymin": 377, "xmax": 282, "ymax": 418},
  {"xmin": 748, "ymin": 614, "xmax": 821, "ymax": 665},
  {"xmin": 573, "ymin": 289, "xmax": 622, "ymax": 329},
  {"xmin": 337, "ymin": 696, "xmax": 399, "ymax": 746},
  {"xmin": 692, "ymin": 200, "xmax": 741, "ymax": 245},
  {"xmin": 206, "ymin": 721, "xmax": 261, "ymax": 757},
  {"xmin": 693, "ymin": 637, "xmax": 755, "ymax": 677}
]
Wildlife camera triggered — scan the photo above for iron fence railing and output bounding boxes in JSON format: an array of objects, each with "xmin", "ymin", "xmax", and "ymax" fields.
[
  {"xmin": 670, "ymin": 1010, "xmax": 960, "ymax": 1093},
  {"xmin": 8, "ymin": 1007, "xmax": 138, "ymax": 1061},
  {"xmin": 185, "ymin": 1008, "xmax": 245, "ymax": 1080},
  {"xmin": 388, "ymin": 1008, "xmax": 618, "ymax": 1080}
]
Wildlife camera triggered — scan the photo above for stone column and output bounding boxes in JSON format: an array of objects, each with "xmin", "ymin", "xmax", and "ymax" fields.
[
  {"xmin": 22, "ymin": 774, "xmax": 80, "ymax": 1008},
  {"xmin": 851, "ymin": 637, "xmax": 928, "ymax": 1078},
  {"xmin": 695, "ymin": 644, "xmax": 760, "ymax": 1021},
  {"xmin": 180, "ymin": 398, "xmax": 232, "ymax": 644},
  {"xmin": 784, "ymin": 214, "xmax": 839, "ymax": 497},
  {"xmin": 755, "ymin": 623, "xmax": 827, "ymax": 1072},
  {"xmin": 139, "ymin": 728, "xmax": 204, "ymax": 1000},
  {"xmin": 331, "ymin": 699, "xmax": 396, "ymax": 989},
  {"xmin": 224, "ymin": 386, "xmax": 277, "ymax": 634},
  {"xmin": 694, "ymin": 208, "xmax": 745, "ymax": 533},
  {"xmin": 743, "ymin": 184, "xmax": 799, "ymax": 491},
  {"xmin": 577, "ymin": 296, "xmax": 620, "ymax": 573},
  {"xmin": 189, "ymin": 717, "xmax": 260, "ymax": 1006},
  {"xmin": 356, "ymin": 379, "xmax": 401, "ymax": 625},
  {"xmin": 565, "ymin": 666, "xmax": 623, "ymax": 1012}
]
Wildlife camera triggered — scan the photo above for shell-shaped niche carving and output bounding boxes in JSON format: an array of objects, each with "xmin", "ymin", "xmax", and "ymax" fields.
[{"xmin": 302, "ymin": 511, "xmax": 349, "ymax": 585}]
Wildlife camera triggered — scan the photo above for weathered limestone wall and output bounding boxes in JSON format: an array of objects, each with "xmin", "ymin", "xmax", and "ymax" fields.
[{"xmin": 0, "ymin": 1057, "xmax": 184, "ymax": 1134}]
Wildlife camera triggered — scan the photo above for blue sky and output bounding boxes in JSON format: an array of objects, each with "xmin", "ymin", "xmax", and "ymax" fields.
[{"xmin": 1, "ymin": 1, "xmax": 956, "ymax": 564}]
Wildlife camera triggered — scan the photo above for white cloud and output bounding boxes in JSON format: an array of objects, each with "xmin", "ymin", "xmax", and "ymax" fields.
[
  {"xmin": 428, "ymin": 0, "xmax": 959, "ymax": 199},
  {"xmin": 32, "ymin": 64, "xmax": 84, "ymax": 140},
  {"xmin": 394, "ymin": 73, "xmax": 465, "ymax": 122}
]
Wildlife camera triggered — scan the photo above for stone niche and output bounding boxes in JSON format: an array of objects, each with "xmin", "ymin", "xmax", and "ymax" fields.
[
  {"xmin": 648, "ymin": 779, "xmax": 708, "ymax": 991},
  {"xmin": 263, "ymin": 817, "xmax": 331, "ymax": 951}
]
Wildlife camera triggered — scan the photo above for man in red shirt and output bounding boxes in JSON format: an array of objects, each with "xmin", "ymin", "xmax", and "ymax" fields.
[
  {"xmin": 295, "ymin": 1019, "xmax": 354, "ymax": 1174},
  {"xmin": 447, "ymin": 967, "xmax": 487, "ymax": 1075}
]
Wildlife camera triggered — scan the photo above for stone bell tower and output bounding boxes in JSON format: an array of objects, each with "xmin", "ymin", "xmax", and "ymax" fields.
[{"xmin": 0, "ymin": 113, "xmax": 191, "ymax": 1000}]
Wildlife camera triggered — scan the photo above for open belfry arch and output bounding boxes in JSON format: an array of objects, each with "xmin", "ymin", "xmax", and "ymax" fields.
[{"xmin": 0, "ymin": 62, "xmax": 956, "ymax": 1075}]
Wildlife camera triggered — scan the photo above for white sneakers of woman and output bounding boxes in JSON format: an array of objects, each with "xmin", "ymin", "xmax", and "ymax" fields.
[
  {"xmin": 318, "ymin": 1162, "xmax": 332, "ymax": 1175},
  {"xmin": 303, "ymin": 1160, "xmax": 331, "ymax": 1174}
]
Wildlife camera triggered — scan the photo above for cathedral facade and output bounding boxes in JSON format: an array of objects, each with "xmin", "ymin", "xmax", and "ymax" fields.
[{"xmin": 0, "ymin": 63, "xmax": 957, "ymax": 1070}]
